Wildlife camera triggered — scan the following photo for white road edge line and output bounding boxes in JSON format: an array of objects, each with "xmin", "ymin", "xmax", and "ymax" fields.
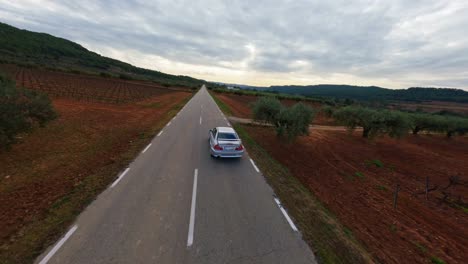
[
  {"xmin": 167, "ymin": 121, "xmax": 171, "ymax": 127},
  {"xmin": 199, "ymin": 116, "xmax": 202, "ymax": 125},
  {"xmin": 187, "ymin": 169, "xmax": 198, "ymax": 247},
  {"xmin": 274, "ymin": 198, "xmax": 298, "ymax": 232},
  {"xmin": 39, "ymin": 225, "xmax": 78, "ymax": 264},
  {"xmin": 110, "ymin": 168, "xmax": 130, "ymax": 188},
  {"xmin": 142, "ymin": 143, "xmax": 152, "ymax": 153},
  {"xmin": 157, "ymin": 130, "xmax": 163, "ymax": 137},
  {"xmin": 249, "ymin": 158, "xmax": 260, "ymax": 173}
]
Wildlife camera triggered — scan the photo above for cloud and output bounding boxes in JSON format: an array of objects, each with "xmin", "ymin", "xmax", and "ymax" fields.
[{"xmin": 0, "ymin": 0, "xmax": 467, "ymax": 89}]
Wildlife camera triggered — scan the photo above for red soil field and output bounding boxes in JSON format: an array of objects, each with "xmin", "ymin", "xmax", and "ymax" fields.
[
  {"xmin": 244, "ymin": 125, "xmax": 468, "ymax": 263},
  {"xmin": 215, "ymin": 93, "xmax": 335, "ymax": 125},
  {"xmin": 0, "ymin": 91, "xmax": 191, "ymax": 250},
  {"xmin": 0, "ymin": 64, "xmax": 190, "ymax": 103}
]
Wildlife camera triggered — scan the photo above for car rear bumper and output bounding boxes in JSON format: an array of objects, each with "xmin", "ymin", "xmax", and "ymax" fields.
[{"xmin": 210, "ymin": 148, "xmax": 244, "ymax": 158}]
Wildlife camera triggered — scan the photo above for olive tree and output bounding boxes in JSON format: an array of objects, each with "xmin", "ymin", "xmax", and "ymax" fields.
[
  {"xmin": 333, "ymin": 106, "xmax": 411, "ymax": 138},
  {"xmin": 252, "ymin": 97, "xmax": 314, "ymax": 141},
  {"xmin": 333, "ymin": 106, "xmax": 384, "ymax": 138},
  {"xmin": 409, "ymin": 113, "xmax": 437, "ymax": 135},
  {"xmin": 252, "ymin": 96, "xmax": 282, "ymax": 124},
  {"xmin": 381, "ymin": 110, "xmax": 411, "ymax": 138},
  {"xmin": 320, "ymin": 105, "xmax": 335, "ymax": 117},
  {"xmin": 276, "ymin": 103, "xmax": 314, "ymax": 140},
  {"xmin": 438, "ymin": 116, "xmax": 468, "ymax": 138}
]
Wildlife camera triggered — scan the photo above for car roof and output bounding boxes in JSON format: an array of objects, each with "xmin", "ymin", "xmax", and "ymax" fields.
[{"xmin": 216, "ymin": 126, "xmax": 235, "ymax": 133}]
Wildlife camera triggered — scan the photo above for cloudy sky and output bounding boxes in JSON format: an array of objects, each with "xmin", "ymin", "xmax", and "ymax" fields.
[{"xmin": 1, "ymin": 0, "xmax": 468, "ymax": 89}]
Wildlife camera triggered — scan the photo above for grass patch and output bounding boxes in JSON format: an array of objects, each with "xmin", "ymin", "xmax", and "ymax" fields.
[
  {"xmin": 454, "ymin": 204, "xmax": 468, "ymax": 213},
  {"xmin": 431, "ymin": 256, "xmax": 446, "ymax": 264},
  {"xmin": 390, "ymin": 224, "xmax": 397, "ymax": 233},
  {"xmin": 0, "ymin": 94, "xmax": 193, "ymax": 264},
  {"xmin": 355, "ymin": 172, "xmax": 365, "ymax": 179},
  {"xmin": 234, "ymin": 124, "xmax": 373, "ymax": 263},
  {"xmin": 209, "ymin": 91, "xmax": 233, "ymax": 116},
  {"xmin": 365, "ymin": 159, "xmax": 384, "ymax": 168},
  {"xmin": 412, "ymin": 241, "xmax": 428, "ymax": 253},
  {"xmin": 343, "ymin": 227, "xmax": 354, "ymax": 239},
  {"xmin": 376, "ymin": 185, "xmax": 388, "ymax": 191}
]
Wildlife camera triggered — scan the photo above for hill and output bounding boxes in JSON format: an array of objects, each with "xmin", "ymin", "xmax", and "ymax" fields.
[
  {"xmin": 0, "ymin": 22, "xmax": 205, "ymax": 87},
  {"xmin": 264, "ymin": 84, "xmax": 468, "ymax": 103}
]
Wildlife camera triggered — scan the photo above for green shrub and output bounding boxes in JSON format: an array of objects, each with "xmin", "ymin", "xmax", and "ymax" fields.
[{"xmin": 0, "ymin": 73, "xmax": 57, "ymax": 149}]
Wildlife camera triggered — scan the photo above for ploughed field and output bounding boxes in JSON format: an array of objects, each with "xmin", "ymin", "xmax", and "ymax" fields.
[
  {"xmin": 0, "ymin": 65, "xmax": 192, "ymax": 263},
  {"xmin": 213, "ymin": 92, "xmax": 468, "ymax": 263},
  {"xmin": 0, "ymin": 64, "xmax": 191, "ymax": 103},
  {"xmin": 243, "ymin": 126, "xmax": 467, "ymax": 264}
]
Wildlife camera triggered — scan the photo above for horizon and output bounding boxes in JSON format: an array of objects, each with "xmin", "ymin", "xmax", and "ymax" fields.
[{"xmin": 1, "ymin": 1, "xmax": 468, "ymax": 90}]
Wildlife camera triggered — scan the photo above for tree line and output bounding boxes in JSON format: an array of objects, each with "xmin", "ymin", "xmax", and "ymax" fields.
[
  {"xmin": 252, "ymin": 97, "xmax": 468, "ymax": 141},
  {"xmin": 330, "ymin": 106, "xmax": 468, "ymax": 138}
]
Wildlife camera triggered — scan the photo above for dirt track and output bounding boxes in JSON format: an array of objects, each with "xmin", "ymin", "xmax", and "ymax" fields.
[{"xmin": 228, "ymin": 116, "xmax": 358, "ymax": 131}]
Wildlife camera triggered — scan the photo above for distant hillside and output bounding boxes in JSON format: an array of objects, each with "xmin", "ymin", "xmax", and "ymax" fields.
[
  {"xmin": 264, "ymin": 84, "xmax": 468, "ymax": 103},
  {"xmin": 0, "ymin": 22, "xmax": 205, "ymax": 87}
]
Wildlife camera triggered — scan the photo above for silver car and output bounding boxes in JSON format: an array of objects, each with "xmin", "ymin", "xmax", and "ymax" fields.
[{"xmin": 209, "ymin": 127, "xmax": 245, "ymax": 158}]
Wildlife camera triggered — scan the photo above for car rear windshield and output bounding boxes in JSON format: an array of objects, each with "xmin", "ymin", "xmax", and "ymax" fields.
[{"xmin": 217, "ymin": 132, "xmax": 238, "ymax": 140}]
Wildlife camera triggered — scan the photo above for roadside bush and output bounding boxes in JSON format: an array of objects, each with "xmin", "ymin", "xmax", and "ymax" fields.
[
  {"xmin": 253, "ymin": 97, "xmax": 314, "ymax": 141},
  {"xmin": 0, "ymin": 73, "xmax": 57, "ymax": 149}
]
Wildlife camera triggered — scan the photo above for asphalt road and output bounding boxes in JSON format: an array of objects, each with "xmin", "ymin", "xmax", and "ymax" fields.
[{"xmin": 36, "ymin": 85, "xmax": 317, "ymax": 264}]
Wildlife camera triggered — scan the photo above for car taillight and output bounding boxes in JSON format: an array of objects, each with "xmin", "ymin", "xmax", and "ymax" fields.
[
  {"xmin": 214, "ymin": 144, "xmax": 223, "ymax": 150},
  {"xmin": 235, "ymin": 145, "xmax": 244, "ymax": 151}
]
